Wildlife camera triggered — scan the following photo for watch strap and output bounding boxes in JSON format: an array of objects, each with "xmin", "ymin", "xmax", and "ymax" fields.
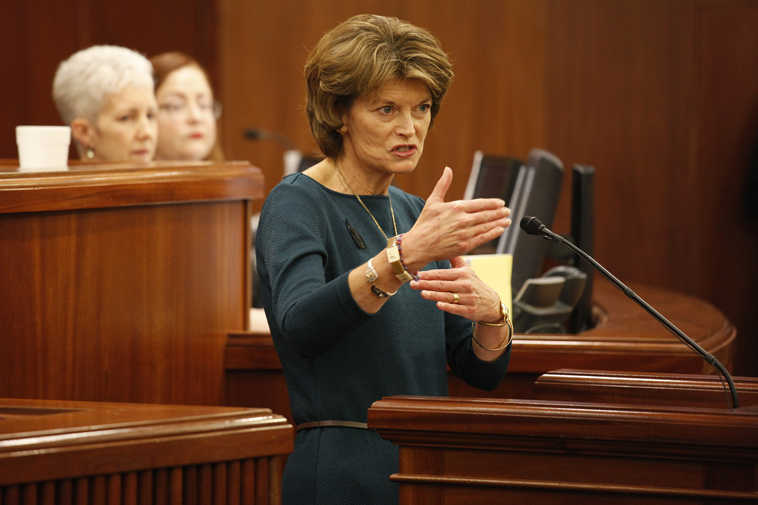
[{"xmin": 386, "ymin": 238, "xmax": 414, "ymax": 283}]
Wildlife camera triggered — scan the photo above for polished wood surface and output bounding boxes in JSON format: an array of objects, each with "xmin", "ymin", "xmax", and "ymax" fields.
[
  {"xmin": 0, "ymin": 162, "xmax": 262, "ymax": 405},
  {"xmin": 368, "ymin": 395, "xmax": 758, "ymax": 504},
  {"xmin": 224, "ymin": 278, "xmax": 737, "ymax": 419},
  {"xmin": 0, "ymin": 160, "xmax": 261, "ymax": 213},
  {"xmin": 0, "ymin": 398, "xmax": 292, "ymax": 505},
  {"xmin": 532, "ymin": 369, "xmax": 758, "ymax": 408}
]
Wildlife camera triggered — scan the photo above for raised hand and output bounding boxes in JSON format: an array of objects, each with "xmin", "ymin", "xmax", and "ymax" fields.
[{"xmin": 401, "ymin": 167, "xmax": 512, "ymax": 273}]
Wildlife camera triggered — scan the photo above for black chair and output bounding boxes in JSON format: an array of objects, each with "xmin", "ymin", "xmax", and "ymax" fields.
[
  {"xmin": 513, "ymin": 265, "xmax": 586, "ymax": 334},
  {"xmin": 463, "ymin": 151, "xmax": 523, "ymax": 254}
]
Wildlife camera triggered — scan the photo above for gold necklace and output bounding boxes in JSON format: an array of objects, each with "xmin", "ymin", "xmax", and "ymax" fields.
[{"xmin": 335, "ymin": 165, "xmax": 398, "ymax": 241}]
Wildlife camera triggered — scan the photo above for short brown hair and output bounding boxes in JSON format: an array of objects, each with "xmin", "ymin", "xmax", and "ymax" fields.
[
  {"xmin": 150, "ymin": 51, "xmax": 225, "ymax": 162},
  {"xmin": 305, "ymin": 14, "xmax": 454, "ymax": 159}
]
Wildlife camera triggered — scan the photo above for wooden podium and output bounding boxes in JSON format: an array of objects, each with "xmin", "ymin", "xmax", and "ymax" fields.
[
  {"xmin": 368, "ymin": 383, "xmax": 758, "ymax": 504},
  {"xmin": 0, "ymin": 161, "xmax": 263, "ymax": 405},
  {"xmin": 0, "ymin": 398, "xmax": 292, "ymax": 505}
]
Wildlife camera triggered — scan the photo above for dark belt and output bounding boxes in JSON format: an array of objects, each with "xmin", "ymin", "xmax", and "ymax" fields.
[{"xmin": 295, "ymin": 420, "xmax": 369, "ymax": 432}]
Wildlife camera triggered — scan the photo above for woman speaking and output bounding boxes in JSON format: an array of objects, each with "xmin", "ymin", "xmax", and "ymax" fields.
[{"xmin": 256, "ymin": 14, "xmax": 513, "ymax": 505}]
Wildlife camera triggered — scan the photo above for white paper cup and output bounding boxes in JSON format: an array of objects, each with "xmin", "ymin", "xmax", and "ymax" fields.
[{"xmin": 16, "ymin": 126, "xmax": 71, "ymax": 171}]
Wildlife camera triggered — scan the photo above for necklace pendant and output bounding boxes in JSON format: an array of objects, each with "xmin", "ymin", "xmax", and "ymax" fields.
[{"xmin": 346, "ymin": 219, "xmax": 367, "ymax": 249}]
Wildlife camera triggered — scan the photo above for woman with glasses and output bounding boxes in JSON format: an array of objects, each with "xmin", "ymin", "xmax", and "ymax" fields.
[{"xmin": 150, "ymin": 52, "xmax": 224, "ymax": 162}]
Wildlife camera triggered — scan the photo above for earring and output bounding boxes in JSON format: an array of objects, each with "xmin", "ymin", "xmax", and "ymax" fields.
[
  {"xmin": 86, "ymin": 147, "xmax": 95, "ymax": 159},
  {"xmin": 338, "ymin": 125, "xmax": 347, "ymax": 135}
]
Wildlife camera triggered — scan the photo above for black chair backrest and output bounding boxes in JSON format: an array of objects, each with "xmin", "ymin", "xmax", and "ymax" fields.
[{"xmin": 495, "ymin": 148, "xmax": 564, "ymax": 294}]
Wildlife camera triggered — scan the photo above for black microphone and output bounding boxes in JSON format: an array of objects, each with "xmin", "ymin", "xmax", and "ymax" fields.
[
  {"xmin": 520, "ymin": 216, "xmax": 740, "ymax": 409},
  {"xmin": 243, "ymin": 127, "xmax": 295, "ymax": 150},
  {"xmin": 520, "ymin": 215, "xmax": 548, "ymax": 236}
]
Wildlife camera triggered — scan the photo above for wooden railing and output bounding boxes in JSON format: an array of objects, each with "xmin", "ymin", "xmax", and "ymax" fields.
[{"xmin": 0, "ymin": 399, "xmax": 293, "ymax": 505}]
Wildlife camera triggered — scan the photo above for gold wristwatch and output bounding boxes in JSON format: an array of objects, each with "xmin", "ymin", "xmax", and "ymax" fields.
[{"xmin": 386, "ymin": 238, "xmax": 414, "ymax": 283}]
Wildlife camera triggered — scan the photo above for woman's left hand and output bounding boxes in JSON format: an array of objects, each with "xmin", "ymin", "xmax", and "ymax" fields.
[{"xmin": 409, "ymin": 256, "xmax": 502, "ymax": 322}]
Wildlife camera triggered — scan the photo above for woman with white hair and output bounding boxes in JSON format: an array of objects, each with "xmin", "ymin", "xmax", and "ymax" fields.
[{"xmin": 53, "ymin": 45, "xmax": 157, "ymax": 162}]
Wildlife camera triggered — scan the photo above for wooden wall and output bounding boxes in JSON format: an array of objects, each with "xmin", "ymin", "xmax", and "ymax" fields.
[
  {"xmin": 218, "ymin": 0, "xmax": 758, "ymax": 376},
  {"xmin": 0, "ymin": 0, "xmax": 217, "ymax": 158},
  {"xmin": 3, "ymin": 0, "xmax": 757, "ymax": 376}
]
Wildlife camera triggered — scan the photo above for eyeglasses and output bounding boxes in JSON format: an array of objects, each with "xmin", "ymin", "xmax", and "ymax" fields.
[{"xmin": 158, "ymin": 100, "xmax": 223, "ymax": 120}]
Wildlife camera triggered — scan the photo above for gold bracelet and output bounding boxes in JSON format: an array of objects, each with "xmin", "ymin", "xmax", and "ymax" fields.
[
  {"xmin": 365, "ymin": 258, "xmax": 397, "ymax": 298},
  {"xmin": 472, "ymin": 301, "xmax": 513, "ymax": 351},
  {"xmin": 472, "ymin": 321, "xmax": 513, "ymax": 351},
  {"xmin": 477, "ymin": 301, "xmax": 509, "ymax": 327}
]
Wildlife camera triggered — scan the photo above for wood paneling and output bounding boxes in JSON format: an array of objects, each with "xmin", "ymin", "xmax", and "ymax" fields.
[
  {"xmin": 218, "ymin": 0, "xmax": 549, "ymax": 211},
  {"xmin": 0, "ymin": 162, "xmax": 261, "ymax": 405},
  {"xmin": 542, "ymin": 0, "xmax": 758, "ymax": 376},
  {"xmin": 218, "ymin": 0, "xmax": 758, "ymax": 376}
]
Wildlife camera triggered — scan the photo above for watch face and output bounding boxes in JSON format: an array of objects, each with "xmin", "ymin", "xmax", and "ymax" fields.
[{"xmin": 386, "ymin": 245, "xmax": 402, "ymax": 271}]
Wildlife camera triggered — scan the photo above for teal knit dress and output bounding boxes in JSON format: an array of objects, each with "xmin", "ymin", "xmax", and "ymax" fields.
[{"xmin": 255, "ymin": 173, "xmax": 511, "ymax": 505}]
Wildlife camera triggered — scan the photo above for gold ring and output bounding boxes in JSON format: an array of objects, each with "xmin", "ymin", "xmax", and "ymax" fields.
[{"xmin": 452, "ymin": 293, "xmax": 460, "ymax": 304}]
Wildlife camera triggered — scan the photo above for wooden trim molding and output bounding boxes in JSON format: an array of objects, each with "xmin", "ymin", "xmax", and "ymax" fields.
[
  {"xmin": 391, "ymin": 474, "xmax": 758, "ymax": 501},
  {"xmin": 532, "ymin": 369, "xmax": 758, "ymax": 407},
  {"xmin": 0, "ymin": 399, "xmax": 293, "ymax": 505},
  {"xmin": 0, "ymin": 161, "xmax": 264, "ymax": 213}
]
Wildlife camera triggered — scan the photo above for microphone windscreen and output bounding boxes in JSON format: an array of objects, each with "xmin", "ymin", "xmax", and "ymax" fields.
[{"xmin": 520, "ymin": 216, "xmax": 545, "ymax": 235}]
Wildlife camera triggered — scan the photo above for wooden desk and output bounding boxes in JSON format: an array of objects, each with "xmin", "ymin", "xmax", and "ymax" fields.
[
  {"xmin": 224, "ymin": 279, "xmax": 737, "ymax": 419},
  {"xmin": 0, "ymin": 398, "xmax": 292, "ymax": 505},
  {"xmin": 368, "ymin": 394, "xmax": 758, "ymax": 504},
  {"xmin": 0, "ymin": 161, "xmax": 263, "ymax": 405}
]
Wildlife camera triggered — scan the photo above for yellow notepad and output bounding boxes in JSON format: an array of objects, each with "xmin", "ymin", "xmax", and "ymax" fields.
[{"xmin": 462, "ymin": 254, "xmax": 513, "ymax": 317}]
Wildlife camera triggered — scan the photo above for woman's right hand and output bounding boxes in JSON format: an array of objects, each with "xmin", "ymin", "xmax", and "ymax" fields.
[{"xmin": 401, "ymin": 166, "xmax": 512, "ymax": 273}]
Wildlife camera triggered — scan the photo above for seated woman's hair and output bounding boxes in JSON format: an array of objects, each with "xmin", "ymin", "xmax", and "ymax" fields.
[
  {"xmin": 53, "ymin": 45, "xmax": 153, "ymax": 124},
  {"xmin": 151, "ymin": 51, "xmax": 205, "ymax": 91},
  {"xmin": 304, "ymin": 14, "xmax": 454, "ymax": 159}
]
